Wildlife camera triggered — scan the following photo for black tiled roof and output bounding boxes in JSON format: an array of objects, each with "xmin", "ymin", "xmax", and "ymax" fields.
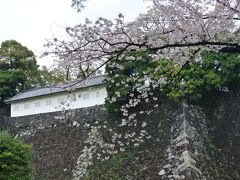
[{"xmin": 5, "ymin": 75, "xmax": 105, "ymax": 103}]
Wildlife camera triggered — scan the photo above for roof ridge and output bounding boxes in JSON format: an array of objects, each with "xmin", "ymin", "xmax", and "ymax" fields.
[
  {"xmin": 5, "ymin": 75, "xmax": 105, "ymax": 103},
  {"xmin": 18, "ymin": 85, "xmax": 56, "ymax": 94},
  {"xmin": 21, "ymin": 75, "xmax": 104, "ymax": 92},
  {"xmin": 60, "ymin": 74, "xmax": 104, "ymax": 85},
  {"xmin": 61, "ymin": 75, "xmax": 104, "ymax": 89}
]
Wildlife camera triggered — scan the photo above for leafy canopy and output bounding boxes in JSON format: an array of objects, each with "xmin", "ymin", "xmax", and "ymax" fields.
[
  {"xmin": 0, "ymin": 70, "xmax": 26, "ymax": 107},
  {"xmin": 105, "ymin": 51, "xmax": 240, "ymax": 112},
  {"xmin": 165, "ymin": 51, "xmax": 240, "ymax": 101},
  {"xmin": 0, "ymin": 40, "xmax": 36, "ymax": 71},
  {"xmin": 0, "ymin": 40, "xmax": 38, "ymax": 107},
  {"xmin": 105, "ymin": 51, "xmax": 159, "ymax": 113},
  {"xmin": 0, "ymin": 40, "xmax": 66, "ymax": 107}
]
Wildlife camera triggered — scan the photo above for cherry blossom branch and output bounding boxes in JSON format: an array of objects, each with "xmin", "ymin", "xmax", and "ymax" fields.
[
  {"xmin": 44, "ymin": 0, "xmax": 240, "ymax": 79},
  {"xmin": 149, "ymin": 41, "xmax": 240, "ymax": 52},
  {"xmin": 216, "ymin": 0, "xmax": 240, "ymax": 14}
]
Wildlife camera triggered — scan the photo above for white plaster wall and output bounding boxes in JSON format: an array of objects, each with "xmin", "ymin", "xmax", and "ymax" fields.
[{"xmin": 11, "ymin": 86, "xmax": 107, "ymax": 117}]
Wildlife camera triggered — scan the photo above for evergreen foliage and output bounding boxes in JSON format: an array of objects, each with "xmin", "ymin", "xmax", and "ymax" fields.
[
  {"xmin": 0, "ymin": 40, "xmax": 39, "ymax": 89},
  {"xmin": 0, "ymin": 70, "xmax": 26, "ymax": 107},
  {"xmin": 105, "ymin": 51, "xmax": 159, "ymax": 113},
  {"xmin": 105, "ymin": 51, "xmax": 240, "ymax": 112},
  {"xmin": 0, "ymin": 131, "xmax": 33, "ymax": 180},
  {"xmin": 165, "ymin": 51, "xmax": 240, "ymax": 101},
  {"xmin": 0, "ymin": 40, "xmax": 66, "ymax": 107},
  {"xmin": 0, "ymin": 40, "xmax": 38, "ymax": 107},
  {"xmin": 38, "ymin": 66, "xmax": 65, "ymax": 86}
]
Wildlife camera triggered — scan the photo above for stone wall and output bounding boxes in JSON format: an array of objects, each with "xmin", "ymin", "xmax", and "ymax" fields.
[
  {"xmin": 0, "ymin": 105, "xmax": 107, "ymax": 179},
  {"xmin": 0, "ymin": 107, "xmax": 10, "ymax": 132},
  {"xmin": 201, "ymin": 92, "xmax": 240, "ymax": 179},
  {"xmin": 157, "ymin": 100, "xmax": 209, "ymax": 180},
  {"xmin": 0, "ymin": 92, "xmax": 239, "ymax": 179}
]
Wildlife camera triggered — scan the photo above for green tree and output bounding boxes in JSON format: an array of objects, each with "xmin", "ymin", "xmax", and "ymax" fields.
[
  {"xmin": 0, "ymin": 40, "xmax": 68, "ymax": 107},
  {"xmin": 105, "ymin": 51, "xmax": 240, "ymax": 112},
  {"xmin": 0, "ymin": 70, "xmax": 26, "ymax": 107},
  {"xmin": 105, "ymin": 51, "xmax": 159, "ymax": 113},
  {"xmin": 38, "ymin": 66, "xmax": 65, "ymax": 86},
  {"xmin": 0, "ymin": 40, "xmax": 39, "ymax": 89},
  {"xmin": 0, "ymin": 131, "xmax": 33, "ymax": 180},
  {"xmin": 0, "ymin": 40, "xmax": 37, "ymax": 70},
  {"xmin": 0, "ymin": 40, "xmax": 50, "ymax": 107},
  {"xmin": 163, "ymin": 51, "xmax": 240, "ymax": 101}
]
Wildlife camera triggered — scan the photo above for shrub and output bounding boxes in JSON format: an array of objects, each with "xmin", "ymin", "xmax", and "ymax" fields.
[{"xmin": 0, "ymin": 131, "xmax": 33, "ymax": 180}]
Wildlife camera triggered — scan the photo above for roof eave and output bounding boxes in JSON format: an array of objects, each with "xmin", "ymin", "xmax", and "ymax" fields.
[{"xmin": 5, "ymin": 82, "xmax": 106, "ymax": 104}]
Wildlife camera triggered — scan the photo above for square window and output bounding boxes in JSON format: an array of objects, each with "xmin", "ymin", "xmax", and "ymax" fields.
[
  {"xmin": 58, "ymin": 98, "xmax": 65, "ymax": 105},
  {"xmin": 24, "ymin": 104, "xmax": 29, "ymax": 110},
  {"xmin": 46, "ymin": 100, "xmax": 52, "ymax": 105},
  {"xmin": 14, "ymin": 105, "xmax": 19, "ymax": 111},
  {"xmin": 102, "ymin": 91, "xmax": 106, "ymax": 96},
  {"xmin": 83, "ymin": 93, "xmax": 89, "ymax": 100},
  {"xmin": 96, "ymin": 91, "xmax": 100, "ymax": 98},
  {"xmin": 35, "ymin": 102, "xmax": 40, "ymax": 107}
]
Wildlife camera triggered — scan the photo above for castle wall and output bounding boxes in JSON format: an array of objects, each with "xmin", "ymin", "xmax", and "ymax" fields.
[
  {"xmin": 0, "ymin": 92, "xmax": 239, "ymax": 179},
  {"xmin": 4, "ymin": 105, "xmax": 107, "ymax": 179}
]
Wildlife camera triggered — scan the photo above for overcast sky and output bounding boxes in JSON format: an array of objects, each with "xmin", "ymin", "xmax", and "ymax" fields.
[{"xmin": 0, "ymin": 0, "xmax": 151, "ymax": 67}]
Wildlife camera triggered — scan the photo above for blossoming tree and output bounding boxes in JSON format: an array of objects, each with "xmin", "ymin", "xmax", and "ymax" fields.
[
  {"xmin": 45, "ymin": 0, "xmax": 240, "ymax": 178},
  {"xmin": 46, "ymin": 0, "xmax": 239, "ymax": 68}
]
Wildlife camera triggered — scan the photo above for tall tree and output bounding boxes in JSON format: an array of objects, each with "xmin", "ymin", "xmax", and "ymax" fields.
[
  {"xmin": 0, "ymin": 40, "xmax": 40, "ymax": 89},
  {"xmin": 43, "ymin": 0, "xmax": 240, "ymax": 123},
  {"xmin": 45, "ymin": 0, "xmax": 240, "ymax": 112},
  {"xmin": 46, "ymin": 0, "xmax": 240, "ymax": 78},
  {"xmin": 50, "ymin": 0, "xmax": 240, "ymax": 58},
  {"xmin": 0, "ymin": 40, "xmax": 37, "ymax": 70},
  {"xmin": 0, "ymin": 70, "xmax": 26, "ymax": 107},
  {"xmin": 38, "ymin": 66, "xmax": 65, "ymax": 85},
  {"xmin": 0, "ymin": 40, "xmax": 40, "ymax": 107},
  {"xmin": 57, "ymin": 1, "xmax": 240, "ymax": 178}
]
